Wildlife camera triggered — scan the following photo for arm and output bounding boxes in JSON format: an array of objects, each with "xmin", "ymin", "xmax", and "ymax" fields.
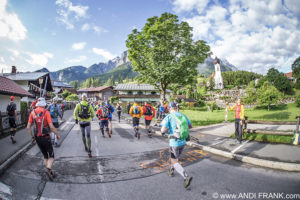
[
  {"xmin": 90, "ymin": 105, "xmax": 95, "ymax": 118},
  {"xmin": 129, "ymin": 107, "xmax": 133, "ymax": 116},
  {"xmin": 152, "ymin": 107, "xmax": 156, "ymax": 118},
  {"xmin": 49, "ymin": 123, "xmax": 60, "ymax": 139},
  {"xmin": 227, "ymin": 104, "xmax": 236, "ymax": 111},
  {"xmin": 240, "ymin": 105, "xmax": 245, "ymax": 120},
  {"xmin": 110, "ymin": 105, "xmax": 114, "ymax": 113},
  {"xmin": 74, "ymin": 104, "xmax": 79, "ymax": 120}
]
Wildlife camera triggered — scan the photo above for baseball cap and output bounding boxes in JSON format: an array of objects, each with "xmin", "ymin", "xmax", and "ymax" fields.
[
  {"xmin": 169, "ymin": 102, "xmax": 177, "ymax": 108},
  {"xmin": 10, "ymin": 96, "xmax": 15, "ymax": 100},
  {"xmin": 36, "ymin": 97, "xmax": 46, "ymax": 107}
]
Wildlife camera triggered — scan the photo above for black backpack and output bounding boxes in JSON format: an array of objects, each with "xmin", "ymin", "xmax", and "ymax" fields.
[
  {"xmin": 145, "ymin": 106, "xmax": 153, "ymax": 116},
  {"xmin": 117, "ymin": 105, "xmax": 122, "ymax": 111},
  {"xmin": 7, "ymin": 103, "xmax": 16, "ymax": 116},
  {"xmin": 78, "ymin": 104, "xmax": 91, "ymax": 119}
]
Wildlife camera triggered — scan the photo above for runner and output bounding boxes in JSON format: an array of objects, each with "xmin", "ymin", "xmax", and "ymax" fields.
[
  {"xmin": 127, "ymin": 102, "xmax": 131, "ymax": 114},
  {"xmin": 129, "ymin": 101, "xmax": 143, "ymax": 139},
  {"xmin": 96, "ymin": 101, "xmax": 111, "ymax": 138},
  {"xmin": 27, "ymin": 97, "xmax": 60, "ymax": 181},
  {"xmin": 154, "ymin": 101, "xmax": 161, "ymax": 126},
  {"xmin": 106, "ymin": 100, "xmax": 114, "ymax": 135},
  {"xmin": 161, "ymin": 102, "xmax": 193, "ymax": 189},
  {"xmin": 116, "ymin": 103, "xmax": 122, "ymax": 123},
  {"xmin": 160, "ymin": 100, "xmax": 169, "ymax": 120},
  {"xmin": 74, "ymin": 94, "xmax": 95, "ymax": 158},
  {"xmin": 142, "ymin": 102, "xmax": 155, "ymax": 138},
  {"xmin": 226, "ymin": 98, "xmax": 245, "ymax": 144},
  {"xmin": 6, "ymin": 96, "xmax": 17, "ymax": 144},
  {"xmin": 60, "ymin": 101, "xmax": 65, "ymax": 118},
  {"xmin": 48, "ymin": 99, "xmax": 62, "ymax": 147}
]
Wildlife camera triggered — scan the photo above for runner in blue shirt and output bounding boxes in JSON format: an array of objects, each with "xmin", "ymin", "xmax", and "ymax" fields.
[
  {"xmin": 106, "ymin": 100, "xmax": 115, "ymax": 135},
  {"xmin": 161, "ymin": 102, "xmax": 193, "ymax": 189}
]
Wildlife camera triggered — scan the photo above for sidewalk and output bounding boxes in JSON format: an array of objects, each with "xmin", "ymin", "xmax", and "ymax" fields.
[
  {"xmin": 119, "ymin": 112, "xmax": 300, "ymax": 171},
  {"xmin": 0, "ymin": 110, "xmax": 74, "ymax": 168}
]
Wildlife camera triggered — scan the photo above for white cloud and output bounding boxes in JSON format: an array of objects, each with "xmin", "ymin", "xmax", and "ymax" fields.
[
  {"xmin": 25, "ymin": 52, "xmax": 53, "ymax": 67},
  {"xmin": 72, "ymin": 42, "xmax": 86, "ymax": 50},
  {"xmin": 65, "ymin": 55, "xmax": 87, "ymax": 63},
  {"xmin": 8, "ymin": 49, "xmax": 20, "ymax": 57},
  {"xmin": 173, "ymin": 0, "xmax": 210, "ymax": 13},
  {"xmin": 284, "ymin": 0, "xmax": 300, "ymax": 15},
  {"xmin": 81, "ymin": 23, "xmax": 90, "ymax": 31},
  {"xmin": 55, "ymin": 0, "xmax": 88, "ymax": 30},
  {"xmin": 93, "ymin": 25, "xmax": 108, "ymax": 34},
  {"xmin": 174, "ymin": 0, "xmax": 300, "ymax": 74},
  {"xmin": 92, "ymin": 48, "xmax": 116, "ymax": 60},
  {"xmin": 0, "ymin": 0, "xmax": 27, "ymax": 41}
]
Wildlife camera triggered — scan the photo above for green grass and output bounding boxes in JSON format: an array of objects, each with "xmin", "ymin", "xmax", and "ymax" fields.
[
  {"xmin": 181, "ymin": 103, "xmax": 300, "ymax": 127},
  {"xmin": 230, "ymin": 132, "xmax": 293, "ymax": 144}
]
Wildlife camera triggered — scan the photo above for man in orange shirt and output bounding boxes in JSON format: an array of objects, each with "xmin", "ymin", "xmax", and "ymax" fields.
[
  {"xmin": 129, "ymin": 101, "xmax": 143, "ymax": 139},
  {"xmin": 142, "ymin": 102, "xmax": 155, "ymax": 138},
  {"xmin": 27, "ymin": 97, "xmax": 60, "ymax": 181}
]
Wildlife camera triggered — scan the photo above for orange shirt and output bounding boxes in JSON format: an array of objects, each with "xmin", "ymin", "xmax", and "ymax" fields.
[
  {"xmin": 142, "ymin": 105, "xmax": 156, "ymax": 120},
  {"xmin": 28, "ymin": 107, "xmax": 52, "ymax": 126}
]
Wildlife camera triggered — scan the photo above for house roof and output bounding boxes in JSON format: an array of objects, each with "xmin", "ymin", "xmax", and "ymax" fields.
[
  {"xmin": 77, "ymin": 86, "xmax": 113, "ymax": 93},
  {"xmin": 52, "ymin": 81, "xmax": 73, "ymax": 88},
  {"xmin": 114, "ymin": 83, "xmax": 161, "ymax": 91},
  {"xmin": 4, "ymin": 72, "xmax": 49, "ymax": 81},
  {"xmin": 0, "ymin": 76, "xmax": 33, "ymax": 97},
  {"xmin": 284, "ymin": 72, "xmax": 293, "ymax": 78}
]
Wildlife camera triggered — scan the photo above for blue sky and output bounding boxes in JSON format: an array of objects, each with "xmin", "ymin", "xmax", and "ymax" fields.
[{"xmin": 0, "ymin": 0, "xmax": 299, "ymax": 74}]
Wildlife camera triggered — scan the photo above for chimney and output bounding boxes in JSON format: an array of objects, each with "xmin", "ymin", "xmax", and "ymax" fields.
[{"xmin": 11, "ymin": 66, "xmax": 17, "ymax": 74}]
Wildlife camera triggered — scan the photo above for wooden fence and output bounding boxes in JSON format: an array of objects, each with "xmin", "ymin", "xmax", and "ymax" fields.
[{"xmin": 0, "ymin": 110, "xmax": 30, "ymax": 135}]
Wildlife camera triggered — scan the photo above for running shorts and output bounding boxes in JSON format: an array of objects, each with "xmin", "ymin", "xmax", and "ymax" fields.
[
  {"xmin": 9, "ymin": 117, "xmax": 17, "ymax": 128},
  {"xmin": 53, "ymin": 122, "xmax": 59, "ymax": 128},
  {"xmin": 35, "ymin": 136, "xmax": 54, "ymax": 159},
  {"xmin": 99, "ymin": 120, "xmax": 109, "ymax": 129},
  {"xmin": 145, "ymin": 119, "xmax": 152, "ymax": 126},
  {"xmin": 169, "ymin": 145, "xmax": 185, "ymax": 159},
  {"xmin": 132, "ymin": 117, "xmax": 140, "ymax": 127}
]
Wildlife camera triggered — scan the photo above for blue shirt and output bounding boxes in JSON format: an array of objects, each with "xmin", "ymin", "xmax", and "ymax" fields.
[
  {"xmin": 106, "ymin": 104, "xmax": 114, "ymax": 118},
  {"xmin": 48, "ymin": 104, "xmax": 62, "ymax": 123},
  {"xmin": 160, "ymin": 112, "xmax": 191, "ymax": 147}
]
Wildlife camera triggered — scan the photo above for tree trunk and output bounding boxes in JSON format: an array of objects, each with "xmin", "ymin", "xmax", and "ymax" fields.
[{"xmin": 160, "ymin": 83, "xmax": 167, "ymax": 104}]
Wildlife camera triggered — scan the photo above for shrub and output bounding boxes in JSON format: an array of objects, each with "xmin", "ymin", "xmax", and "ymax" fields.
[
  {"xmin": 296, "ymin": 95, "xmax": 300, "ymax": 107},
  {"xmin": 21, "ymin": 101, "xmax": 28, "ymax": 112}
]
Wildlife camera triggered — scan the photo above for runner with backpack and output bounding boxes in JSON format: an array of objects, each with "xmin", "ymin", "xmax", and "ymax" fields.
[
  {"xmin": 48, "ymin": 99, "xmax": 62, "ymax": 147},
  {"xmin": 160, "ymin": 101, "xmax": 169, "ymax": 120},
  {"xmin": 106, "ymin": 100, "xmax": 114, "ymax": 135},
  {"xmin": 74, "ymin": 94, "xmax": 95, "ymax": 158},
  {"xmin": 26, "ymin": 97, "xmax": 60, "ymax": 181},
  {"xmin": 142, "ymin": 102, "xmax": 156, "ymax": 138},
  {"xmin": 96, "ymin": 101, "xmax": 111, "ymax": 138},
  {"xmin": 116, "ymin": 103, "xmax": 122, "ymax": 123},
  {"xmin": 161, "ymin": 102, "xmax": 193, "ymax": 189},
  {"xmin": 6, "ymin": 96, "xmax": 17, "ymax": 144},
  {"xmin": 129, "ymin": 101, "xmax": 143, "ymax": 139}
]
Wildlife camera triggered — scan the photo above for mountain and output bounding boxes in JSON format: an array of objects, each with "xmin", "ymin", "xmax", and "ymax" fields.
[
  {"xmin": 197, "ymin": 57, "xmax": 238, "ymax": 76},
  {"xmin": 35, "ymin": 51, "xmax": 130, "ymax": 83}
]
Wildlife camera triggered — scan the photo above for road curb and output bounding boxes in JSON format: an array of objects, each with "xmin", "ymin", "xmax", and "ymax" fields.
[{"xmin": 0, "ymin": 120, "xmax": 66, "ymax": 176}]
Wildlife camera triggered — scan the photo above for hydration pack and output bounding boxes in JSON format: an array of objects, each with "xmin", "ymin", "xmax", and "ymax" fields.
[
  {"xmin": 117, "ymin": 105, "xmax": 122, "ymax": 111},
  {"xmin": 170, "ymin": 113, "xmax": 189, "ymax": 140},
  {"xmin": 49, "ymin": 104, "xmax": 58, "ymax": 118},
  {"xmin": 7, "ymin": 103, "xmax": 16, "ymax": 116},
  {"xmin": 32, "ymin": 109, "xmax": 50, "ymax": 137},
  {"xmin": 144, "ymin": 106, "xmax": 153, "ymax": 116},
  {"xmin": 78, "ymin": 104, "xmax": 91, "ymax": 119},
  {"xmin": 132, "ymin": 106, "xmax": 141, "ymax": 114},
  {"xmin": 101, "ymin": 106, "xmax": 110, "ymax": 118}
]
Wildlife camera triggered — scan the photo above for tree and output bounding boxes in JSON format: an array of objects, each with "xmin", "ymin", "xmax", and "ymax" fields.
[
  {"xmin": 295, "ymin": 95, "xmax": 300, "ymax": 107},
  {"xmin": 257, "ymin": 81, "xmax": 281, "ymax": 111},
  {"xmin": 126, "ymin": 12, "xmax": 210, "ymax": 103},
  {"xmin": 243, "ymin": 83, "xmax": 257, "ymax": 105},
  {"xmin": 66, "ymin": 94, "xmax": 79, "ymax": 101},
  {"xmin": 61, "ymin": 90, "xmax": 72, "ymax": 99},
  {"xmin": 292, "ymin": 56, "xmax": 300, "ymax": 89},
  {"xmin": 106, "ymin": 75, "xmax": 115, "ymax": 86},
  {"xmin": 69, "ymin": 80, "xmax": 79, "ymax": 89},
  {"xmin": 266, "ymin": 68, "xmax": 293, "ymax": 94}
]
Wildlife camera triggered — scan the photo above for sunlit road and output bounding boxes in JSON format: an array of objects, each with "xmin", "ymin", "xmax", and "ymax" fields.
[{"xmin": 0, "ymin": 115, "xmax": 299, "ymax": 200}]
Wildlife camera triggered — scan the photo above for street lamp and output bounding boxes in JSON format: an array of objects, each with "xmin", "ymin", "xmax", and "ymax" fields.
[{"xmin": 39, "ymin": 78, "xmax": 43, "ymax": 97}]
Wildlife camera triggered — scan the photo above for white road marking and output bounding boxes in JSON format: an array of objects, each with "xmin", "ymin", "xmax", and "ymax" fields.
[
  {"xmin": 40, "ymin": 197, "xmax": 64, "ymax": 200},
  {"xmin": 0, "ymin": 182, "xmax": 12, "ymax": 196},
  {"xmin": 231, "ymin": 140, "xmax": 250, "ymax": 154},
  {"xmin": 210, "ymin": 139, "xmax": 227, "ymax": 146}
]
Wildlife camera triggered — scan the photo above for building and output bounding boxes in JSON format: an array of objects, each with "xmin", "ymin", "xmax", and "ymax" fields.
[
  {"xmin": 4, "ymin": 69, "xmax": 53, "ymax": 103},
  {"xmin": 51, "ymin": 80, "xmax": 73, "ymax": 100},
  {"xmin": 284, "ymin": 72, "xmax": 296, "ymax": 83},
  {"xmin": 114, "ymin": 83, "xmax": 171, "ymax": 103},
  {"xmin": 77, "ymin": 86, "xmax": 114, "ymax": 102},
  {"xmin": 0, "ymin": 75, "xmax": 32, "ymax": 112}
]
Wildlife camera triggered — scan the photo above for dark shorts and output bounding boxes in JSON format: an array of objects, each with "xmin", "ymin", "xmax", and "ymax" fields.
[
  {"xmin": 108, "ymin": 117, "xmax": 112, "ymax": 121},
  {"xmin": 79, "ymin": 121, "xmax": 91, "ymax": 128},
  {"xmin": 99, "ymin": 120, "xmax": 109, "ymax": 129},
  {"xmin": 35, "ymin": 136, "xmax": 54, "ymax": 159},
  {"xmin": 9, "ymin": 117, "xmax": 16, "ymax": 128},
  {"xmin": 53, "ymin": 122, "xmax": 59, "ymax": 128},
  {"xmin": 132, "ymin": 117, "xmax": 140, "ymax": 127},
  {"xmin": 145, "ymin": 119, "xmax": 152, "ymax": 126},
  {"xmin": 170, "ymin": 145, "xmax": 184, "ymax": 159}
]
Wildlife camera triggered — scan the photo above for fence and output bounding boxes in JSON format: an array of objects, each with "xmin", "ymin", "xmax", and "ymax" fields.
[{"xmin": 0, "ymin": 109, "xmax": 30, "ymax": 135}]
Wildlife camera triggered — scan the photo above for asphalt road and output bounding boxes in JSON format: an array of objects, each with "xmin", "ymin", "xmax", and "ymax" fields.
[{"xmin": 0, "ymin": 115, "xmax": 300, "ymax": 200}]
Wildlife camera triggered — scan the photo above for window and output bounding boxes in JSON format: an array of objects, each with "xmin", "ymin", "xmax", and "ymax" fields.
[
  {"xmin": 128, "ymin": 91, "xmax": 133, "ymax": 95},
  {"xmin": 137, "ymin": 91, "xmax": 143, "ymax": 95},
  {"xmin": 151, "ymin": 91, "xmax": 156, "ymax": 95}
]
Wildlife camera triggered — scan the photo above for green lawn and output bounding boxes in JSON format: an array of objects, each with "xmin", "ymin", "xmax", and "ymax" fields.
[
  {"xmin": 181, "ymin": 103, "xmax": 300, "ymax": 127},
  {"xmin": 230, "ymin": 133, "xmax": 293, "ymax": 144}
]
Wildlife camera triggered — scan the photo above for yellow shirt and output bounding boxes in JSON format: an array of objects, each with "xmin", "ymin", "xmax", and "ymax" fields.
[
  {"xmin": 227, "ymin": 104, "xmax": 245, "ymax": 120},
  {"xmin": 129, "ymin": 103, "xmax": 143, "ymax": 118}
]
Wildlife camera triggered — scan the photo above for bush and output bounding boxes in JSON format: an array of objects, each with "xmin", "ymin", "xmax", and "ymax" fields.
[
  {"xmin": 110, "ymin": 96, "xmax": 119, "ymax": 104},
  {"xmin": 206, "ymin": 102, "xmax": 219, "ymax": 112},
  {"xmin": 66, "ymin": 94, "xmax": 79, "ymax": 101},
  {"xmin": 21, "ymin": 101, "xmax": 28, "ymax": 112},
  {"xmin": 296, "ymin": 95, "xmax": 300, "ymax": 107}
]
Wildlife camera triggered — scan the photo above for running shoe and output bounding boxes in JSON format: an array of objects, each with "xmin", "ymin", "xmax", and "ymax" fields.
[
  {"xmin": 167, "ymin": 168, "xmax": 174, "ymax": 177},
  {"xmin": 184, "ymin": 176, "xmax": 193, "ymax": 188},
  {"xmin": 46, "ymin": 168, "xmax": 55, "ymax": 181},
  {"xmin": 137, "ymin": 133, "xmax": 141, "ymax": 140},
  {"xmin": 88, "ymin": 151, "xmax": 92, "ymax": 158},
  {"xmin": 11, "ymin": 137, "xmax": 16, "ymax": 144},
  {"xmin": 108, "ymin": 133, "xmax": 111, "ymax": 138}
]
